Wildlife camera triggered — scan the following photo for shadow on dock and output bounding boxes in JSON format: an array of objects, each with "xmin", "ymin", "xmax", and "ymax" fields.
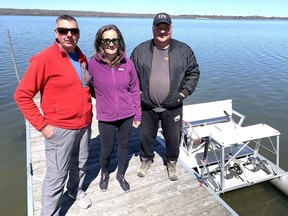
[
  {"xmin": 59, "ymin": 127, "xmax": 169, "ymax": 215},
  {"xmin": 53, "ymin": 127, "xmax": 233, "ymax": 215}
]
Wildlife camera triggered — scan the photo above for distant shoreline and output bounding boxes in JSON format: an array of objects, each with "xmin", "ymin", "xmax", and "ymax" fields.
[{"xmin": 1, "ymin": 8, "xmax": 287, "ymax": 20}]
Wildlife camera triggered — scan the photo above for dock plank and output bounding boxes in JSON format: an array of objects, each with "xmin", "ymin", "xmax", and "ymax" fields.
[{"xmin": 28, "ymin": 98, "xmax": 235, "ymax": 216}]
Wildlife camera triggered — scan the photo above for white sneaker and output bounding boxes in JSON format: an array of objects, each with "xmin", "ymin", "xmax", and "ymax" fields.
[{"xmin": 68, "ymin": 191, "xmax": 92, "ymax": 209}]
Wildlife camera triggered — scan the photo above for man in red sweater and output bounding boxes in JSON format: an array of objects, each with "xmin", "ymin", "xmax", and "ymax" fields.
[{"xmin": 14, "ymin": 14, "xmax": 93, "ymax": 215}]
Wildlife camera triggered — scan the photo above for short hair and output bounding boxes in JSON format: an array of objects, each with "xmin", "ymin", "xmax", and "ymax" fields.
[{"xmin": 55, "ymin": 14, "xmax": 78, "ymax": 27}]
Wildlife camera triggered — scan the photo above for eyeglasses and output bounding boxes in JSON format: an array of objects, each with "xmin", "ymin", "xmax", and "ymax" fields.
[
  {"xmin": 154, "ymin": 26, "xmax": 171, "ymax": 32},
  {"xmin": 56, "ymin": 27, "xmax": 80, "ymax": 35},
  {"xmin": 102, "ymin": 38, "xmax": 120, "ymax": 46}
]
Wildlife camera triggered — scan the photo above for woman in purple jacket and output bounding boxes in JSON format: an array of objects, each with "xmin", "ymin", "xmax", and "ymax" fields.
[{"xmin": 88, "ymin": 24, "xmax": 141, "ymax": 192}]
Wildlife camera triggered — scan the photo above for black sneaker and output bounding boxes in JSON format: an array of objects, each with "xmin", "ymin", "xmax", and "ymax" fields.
[
  {"xmin": 99, "ymin": 171, "xmax": 109, "ymax": 191},
  {"xmin": 116, "ymin": 174, "xmax": 130, "ymax": 192}
]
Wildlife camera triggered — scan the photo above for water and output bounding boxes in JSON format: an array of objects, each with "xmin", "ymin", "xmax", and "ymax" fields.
[{"xmin": 0, "ymin": 15, "xmax": 287, "ymax": 215}]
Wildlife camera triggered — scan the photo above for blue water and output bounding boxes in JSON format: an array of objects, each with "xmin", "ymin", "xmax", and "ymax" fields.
[{"xmin": 0, "ymin": 15, "xmax": 287, "ymax": 215}]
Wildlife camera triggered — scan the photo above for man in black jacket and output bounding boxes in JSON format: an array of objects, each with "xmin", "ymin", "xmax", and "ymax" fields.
[{"xmin": 130, "ymin": 12, "xmax": 200, "ymax": 181}]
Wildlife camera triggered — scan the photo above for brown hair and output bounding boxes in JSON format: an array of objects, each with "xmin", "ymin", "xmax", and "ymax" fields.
[{"xmin": 93, "ymin": 24, "xmax": 125, "ymax": 67}]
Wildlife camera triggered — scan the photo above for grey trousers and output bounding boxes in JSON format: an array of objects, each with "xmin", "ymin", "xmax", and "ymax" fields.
[{"xmin": 40, "ymin": 124, "xmax": 91, "ymax": 216}]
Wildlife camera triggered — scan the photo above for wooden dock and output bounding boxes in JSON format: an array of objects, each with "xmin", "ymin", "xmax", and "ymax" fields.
[{"xmin": 27, "ymin": 98, "xmax": 236, "ymax": 216}]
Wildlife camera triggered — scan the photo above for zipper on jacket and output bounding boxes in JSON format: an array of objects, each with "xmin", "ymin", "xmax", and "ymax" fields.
[{"xmin": 111, "ymin": 68, "xmax": 119, "ymax": 119}]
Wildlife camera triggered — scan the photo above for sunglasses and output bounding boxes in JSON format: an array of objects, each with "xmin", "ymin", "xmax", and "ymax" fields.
[
  {"xmin": 102, "ymin": 38, "xmax": 120, "ymax": 46},
  {"xmin": 56, "ymin": 27, "xmax": 80, "ymax": 35}
]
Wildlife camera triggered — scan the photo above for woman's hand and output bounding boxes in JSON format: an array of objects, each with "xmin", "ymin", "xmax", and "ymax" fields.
[{"xmin": 133, "ymin": 121, "xmax": 141, "ymax": 128}]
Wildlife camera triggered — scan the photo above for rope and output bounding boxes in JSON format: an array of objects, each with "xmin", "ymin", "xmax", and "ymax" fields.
[{"xmin": 182, "ymin": 120, "xmax": 202, "ymax": 145}]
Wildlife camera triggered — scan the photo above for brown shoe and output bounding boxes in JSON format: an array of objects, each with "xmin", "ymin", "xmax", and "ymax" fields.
[
  {"xmin": 137, "ymin": 159, "xmax": 153, "ymax": 177},
  {"xmin": 167, "ymin": 160, "xmax": 178, "ymax": 181}
]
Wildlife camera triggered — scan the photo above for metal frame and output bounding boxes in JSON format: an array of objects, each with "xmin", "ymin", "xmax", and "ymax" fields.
[
  {"xmin": 209, "ymin": 124, "xmax": 280, "ymax": 191},
  {"xmin": 180, "ymin": 99, "xmax": 283, "ymax": 194},
  {"xmin": 26, "ymin": 120, "xmax": 34, "ymax": 216}
]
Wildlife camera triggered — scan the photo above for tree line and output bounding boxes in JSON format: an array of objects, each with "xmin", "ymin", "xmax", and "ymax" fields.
[{"xmin": 1, "ymin": 8, "xmax": 287, "ymax": 20}]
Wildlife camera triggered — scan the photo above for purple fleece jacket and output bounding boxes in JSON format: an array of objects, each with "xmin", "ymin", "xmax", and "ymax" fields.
[{"xmin": 88, "ymin": 54, "xmax": 141, "ymax": 122}]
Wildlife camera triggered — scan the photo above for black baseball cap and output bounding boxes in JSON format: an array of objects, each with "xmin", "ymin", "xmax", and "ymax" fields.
[{"xmin": 153, "ymin": 13, "xmax": 172, "ymax": 26}]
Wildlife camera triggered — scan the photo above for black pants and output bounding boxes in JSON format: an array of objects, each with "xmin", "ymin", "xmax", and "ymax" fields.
[
  {"xmin": 98, "ymin": 116, "xmax": 134, "ymax": 175},
  {"xmin": 140, "ymin": 106, "xmax": 182, "ymax": 162}
]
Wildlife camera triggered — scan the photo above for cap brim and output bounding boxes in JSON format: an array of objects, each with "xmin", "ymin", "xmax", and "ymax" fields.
[{"xmin": 154, "ymin": 20, "xmax": 171, "ymax": 26}]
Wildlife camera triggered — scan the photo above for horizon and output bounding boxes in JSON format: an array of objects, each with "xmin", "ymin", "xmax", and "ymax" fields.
[
  {"xmin": 1, "ymin": 8, "xmax": 287, "ymax": 20},
  {"xmin": 1, "ymin": 0, "xmax": 288, "ymax": 18}
]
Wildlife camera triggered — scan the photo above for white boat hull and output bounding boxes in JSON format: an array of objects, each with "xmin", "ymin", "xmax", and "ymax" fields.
[{"xmin": 271, "ymin": 173, "xmax": 288, "ymax": 196}]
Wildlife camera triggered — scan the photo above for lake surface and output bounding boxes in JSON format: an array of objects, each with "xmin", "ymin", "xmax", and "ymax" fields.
[{"xmin": 0, "ymin": 15, "xmax": 287, "ymax": 216}]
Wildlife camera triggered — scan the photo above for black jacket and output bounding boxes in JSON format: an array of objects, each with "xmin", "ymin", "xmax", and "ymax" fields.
[{"xmin": 130, "ymin": 39, "xmax": 200, "ymax": 109}]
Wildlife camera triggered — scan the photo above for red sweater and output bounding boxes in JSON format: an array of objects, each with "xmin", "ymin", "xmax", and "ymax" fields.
[{"xmin": 14, "ymin": 41, "xmax": 93, "ymax": 131}]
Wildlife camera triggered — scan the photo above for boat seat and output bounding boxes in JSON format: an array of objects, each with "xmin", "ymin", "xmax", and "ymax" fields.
[
  {"xmin": 181, "ymin": 99, "xmax": 245, "ymax": 155},
  {"xmin": 182, "ymin": 99, "xmax": 245, "ymax": 127}
]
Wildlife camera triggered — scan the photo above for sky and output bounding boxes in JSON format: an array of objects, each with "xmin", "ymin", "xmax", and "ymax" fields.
[{"xmin": 1, "ymin": 0, "xmax": 288, "ymax": 17}]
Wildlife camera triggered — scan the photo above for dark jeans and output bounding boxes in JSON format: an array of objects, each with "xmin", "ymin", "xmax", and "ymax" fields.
[
  {"xmin": 140, "ymin": 106, "xmax": 182, "ymax": 162},
  {"xmin": 98, "ymin": 116, "xmax": 134, "ymax": 176}
]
